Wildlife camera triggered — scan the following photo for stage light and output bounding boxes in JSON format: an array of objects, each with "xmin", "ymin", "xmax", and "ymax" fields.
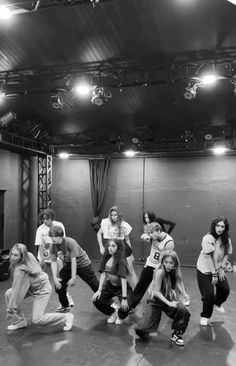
[
  {"xmin": 0, "ymin": 111, "xmax": 16, "ymax": 127},
  {"xmin": 74, "ymin": 83, "xmax": 92, "ymax": 97},
  {"xmin": 200, "ymin": 74, "xmax": 218, "ymax": 86},
  {"xmin": 212, "ymin": 147, "xmax": 228, "ymax": 155},
  {"xmin": 183, "ymin": 84, "xmax": 197, "ymax": 100},
  {"xmin": 226, "ymin": 1, "xmax": 236, "ymax": 5},
  {"xmin": 91, "ymin": 87, "xmax": 112, "ymax": 106},
  {"xmin": 50, "ymin": 93, "xmax": 63, "ymax": 110},
  {"xmin": 124, "ymin": 150, "xmax": 136, "ymax": 157},
  {"xmin": 0, "ymin": 6, "xmax": 12, "ymax": 20},
  {"xmin": 58, "ymin": 152, "xmax": 70, "ymax": 159}
]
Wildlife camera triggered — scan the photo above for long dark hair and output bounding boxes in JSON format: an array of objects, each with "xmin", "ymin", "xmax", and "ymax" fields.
[
  {"xmin": 160, "ymin": 251, "xmax": 185, "ymax": 301},
  {"xmin": 101, "ymin": 239, "xmax": 128, "ymax": 275},
  {"xmin": 143, "ymin": 210, "xmax": 156, "ymax": 224},
  {"xmin": 209, "ymin": 216, "xmax": 230, "ymax": 255}
]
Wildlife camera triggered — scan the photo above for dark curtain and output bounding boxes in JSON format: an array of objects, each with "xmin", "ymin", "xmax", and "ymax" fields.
[{"xmin": 89, "ymin": 159, "xmax": 110, "ymax": 217}]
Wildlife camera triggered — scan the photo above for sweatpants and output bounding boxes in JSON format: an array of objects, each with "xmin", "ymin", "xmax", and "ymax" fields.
[{"xmin": 197, "ymin": 269, "xmax": 230, "ymax": 318}]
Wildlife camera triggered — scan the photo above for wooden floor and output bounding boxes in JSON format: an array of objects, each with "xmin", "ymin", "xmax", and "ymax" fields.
[{"xmin": 0, "ymin": 263, "xmax": 236, "ymax": 366}]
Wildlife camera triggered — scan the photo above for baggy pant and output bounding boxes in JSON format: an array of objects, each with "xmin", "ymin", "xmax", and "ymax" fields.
[
  {"xmin": 197, "ymin": 269, "xmax": 230, "ymax": 318},
  {"xmin": 6, "ymin": 280, "xmax": 66, "ymax": 327},
  {"xmin": 56, "ymin": 262, "xmax": 99, "ymax": 307},
  {"xmin": 93, "ymin": 280, "xmax": 133, "ymax": 319},
  {"xmin": 137, "ymin": 298, "xmax": 190, "ymax": 334}
]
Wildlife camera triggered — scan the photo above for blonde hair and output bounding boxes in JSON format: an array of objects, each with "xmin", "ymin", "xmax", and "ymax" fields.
[{"xmin": 10, "ymin": 243, "xmax": 41, "ymax": 275}]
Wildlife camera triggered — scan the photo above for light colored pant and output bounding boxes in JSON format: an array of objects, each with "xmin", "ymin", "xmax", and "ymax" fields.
[{"xmin": 5, "ymin": 281, "xmax": 66, "ymax": 327}]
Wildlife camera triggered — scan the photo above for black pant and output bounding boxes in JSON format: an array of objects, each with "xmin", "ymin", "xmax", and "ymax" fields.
[
  {"xmin": 93, "ymin": 280, "xmax": 133, "ymax": 319},
  {"xmin": 197, "ymin": 269, "xmax": 230, "ymax": 318},
  {"xmin": 138, "ymin": 298, "xmax": 190, "ymax": 334},
  {"xmin": 130, "ymin": 265, "xmax": 155, "ymax": 308},
  {"xmin": 56, "ymin": 262, "xmax": 99, "ymax": 307}
]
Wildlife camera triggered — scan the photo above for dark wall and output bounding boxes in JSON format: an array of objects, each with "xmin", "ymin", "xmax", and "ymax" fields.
[
  {"xmin": 0, "ymin": 149, "xmax": 22, "ymax": 249},
  {"xmin": 52, "ymin": 155, "xmax": 236, "ymax": 266},
  {"xmin": 0, "ymin": 149, "xmax": 38, "ymax": 252}
]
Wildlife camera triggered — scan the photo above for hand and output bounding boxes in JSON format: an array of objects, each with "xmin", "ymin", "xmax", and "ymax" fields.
[
  {"xmin": 218, "ymin": 268, "xmax": 226, "ymax": 281},
  {"xmin": 121, "ymin": 299, "xmax": 128, "ymax": 311},
  {"xmin": 54, "ymin": 277, "xmax": 62, "ymax": 289},
  {"xmin": 169, "ymin": 300, "xmax": 178, "ymax": 308},
  {"xmin": 212, "ymin": 275, "xmax": 218, "ymax": 285},
  {"xmin": 100, "ymin": 247, "xmax": 105, "ymax": 255},
  {"xmin": 67, "ymin": 278, "xmax": 76, "ymax": 287},
  {"xmin": 92, "ymin": 290, "xmax": 101, "ymax": 302},
  {"xmin": 141, "ymin": 233, "xmax": 150, "ymax": 241},
  {"xmin": 6, "ymin": 310, "xmax": 13, "ymax": 321}
]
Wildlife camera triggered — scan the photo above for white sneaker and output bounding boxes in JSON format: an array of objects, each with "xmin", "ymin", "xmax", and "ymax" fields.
[
  {"xmin": 7, "ymin": 319, "xmax": 27, "ymax": 331},
  {"xmin": 115, "ymin": 317, "xmax": 123, "ymax": 325},
  {"xmin": 63, "ymin": 313, "xmax": 74, "ymax": 331},
  {"xmin": 200, "ymin": 317, "xmax": 209, "ymax": 326},
  {"xmin": 67, "ymin": 292, "xmax": 74, "ymax": 307},
  {"xmin": 183, "ymin": 298, "xmax": 190, "ymax": 306},
  {"xmin": 214, "ymin": 305, "xmax": 225, "ymax": 313},
  {"xmin": 107, "ymin": 309, "xmax": 118, "ymax": 324}
]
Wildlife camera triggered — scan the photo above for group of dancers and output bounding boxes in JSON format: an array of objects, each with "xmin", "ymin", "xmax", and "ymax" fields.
[{"xmin": 5, "ymin": 206, "xmax": 232, "ymax": 347}]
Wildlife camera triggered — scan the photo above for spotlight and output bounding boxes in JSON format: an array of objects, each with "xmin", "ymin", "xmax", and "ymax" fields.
[
  {"xmin": 50, "ymin": 93, "xmax": 63, "ymax": 110},
  {"xmin": 91, "ymin": 87, "xmax": 112, "ymax": 106},
  {"xmin": 183, "ymin": 84, "xmax": 197, "ymax": 100},
  {"xmin": 124, "ymin": 150, "xmax": 136, "ymax": 157},
  {"xmin": 227, "ymin": 0, "xmax": 236, "ymax": 5},
  {"xmin": 0, "ymin": 111, "xmax": 16, "ymax": 127},
  {"xmin": 58, "ymin": 152, "xmax": 70, "ymax": 159}
]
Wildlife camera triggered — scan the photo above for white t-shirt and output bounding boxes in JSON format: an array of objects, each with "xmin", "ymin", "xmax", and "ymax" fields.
[
  {"xmin": 100, "ymin": 218, "xmax": 132, "ymax": 240},
  {"xmin": 146, "ymin": 233, "xmax": 174, "ymax": 268},
  {"xmin": 35, "ymin": 221, "xmax": 65, "ymax": 262},
  {"xmin": 197, "ymin": 234, "xmax": 232, "ymax": 274}
]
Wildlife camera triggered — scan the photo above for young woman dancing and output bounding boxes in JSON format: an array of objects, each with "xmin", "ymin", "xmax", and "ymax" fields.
[
  {"xmin": 5, "ymin": 243, "xmax": 73, "ymax": 331},
  {"xmin": 97, "ymin": 206, "xmax": 138, "ymax": 288},
  {"xmin": 135, "ymin": 251, "xmax": 190, "ymax": 346},
  {"xmin": 93, "ymin": 239, "xmax": 132, "ymax": 325},
  {"xmin": 197, "ymin": 217, "xmax": 232, "ymax": 326}
]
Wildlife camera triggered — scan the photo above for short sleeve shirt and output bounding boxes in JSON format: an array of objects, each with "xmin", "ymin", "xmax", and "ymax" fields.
[
  {"xmin": 50, "ymin": 237, "xmax": 91, "ymax": 268},
  {"xmin": 34, "ymin": 221, "xmax": 65, "ymax": 262},
  {"xmin": 197, "ymin": 234, "xmax": 233, "ymax": 274},
  {"xmin": 101, "ymin": 218, "xmax": 132, "ymax": 240}
]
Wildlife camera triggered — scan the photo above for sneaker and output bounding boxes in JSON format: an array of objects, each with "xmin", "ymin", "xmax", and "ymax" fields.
[
  {"xmin": 63, "ymin": 313, "xmax": 74, "ymax": 331},
  {"xmin": 56, "ymin": 305, "xmax": 71, "ymax": 313},
  {"xmin": 135, "ymin": 327, "xmax": 150, "ymax": 341},
  {"xmin": 107, "ymin": 309, "xmax": 118, "ymax": 324},
  {"xmin": 171, "ymin": 331, "xmax": 185, "ymax": 346},
  {"xmin": 183, "ymin": 298, "xmax": 190, "ymax": 306},
  {"xmin": 200, "ymin": 317, "xmax": 209, "ymax": 326},
  {"xmin": 111, "ymin": 302, "xmax": 119, "ymax": 310},
  {"xmin": 214, "ymin": 305, "xmax": 225, "ymax": 313},
  {"xmin": 7, "ymin": 319, "xmax": 27, "ymax": 331},
  {"xmin": 67, "ymin": 292, "xmax": 74, "ymax": 307},
  {"xmin": 115, "ymin": 317, "xmax": 123, "ymax": 325}
]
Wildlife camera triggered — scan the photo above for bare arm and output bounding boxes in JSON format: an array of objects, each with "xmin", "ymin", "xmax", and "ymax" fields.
[
  {"xmin": 92, "ymin": 271, "xmax": 106, "ymax": 301},
  {"xmin": 97, "ymin": 228, "xmax": 105, "ymax": 255},
  {"xmin": 67, "ymin": 257, "xmax": 77, "ymax": 286},
  {"xmin": 120, "ymin": 277, "xmax": 128, "ymax": 310},
  {"xmin": 151, "ymin": 269, "xmax": 178, "ymax": 307}
]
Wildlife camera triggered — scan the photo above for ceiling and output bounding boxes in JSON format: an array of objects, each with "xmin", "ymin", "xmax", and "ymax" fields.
[{"xmin": 1, "ymin": 0, "xmax": 236, "ymax": 155}]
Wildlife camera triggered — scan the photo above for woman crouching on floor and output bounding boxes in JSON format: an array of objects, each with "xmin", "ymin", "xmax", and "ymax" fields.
[
  {"xmin": 93, "ymin": 238, "xmax": 132, "ymax": 325},
  {"xmin": 135, "ymin": 250, "xmax": 190, "ymax": 346}
]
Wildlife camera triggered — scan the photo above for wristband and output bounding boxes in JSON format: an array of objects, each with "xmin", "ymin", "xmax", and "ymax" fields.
[
  {"xmin": 212, "ymin": 273, "xmax": 218, "ymax": 277},
  {"xmin": 122, "ymin": 296, "xmax": 127, "ymax": 300},
  {"xmin": 221, "ymin": 265, "xmax": 226, "ymax": 270}
]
